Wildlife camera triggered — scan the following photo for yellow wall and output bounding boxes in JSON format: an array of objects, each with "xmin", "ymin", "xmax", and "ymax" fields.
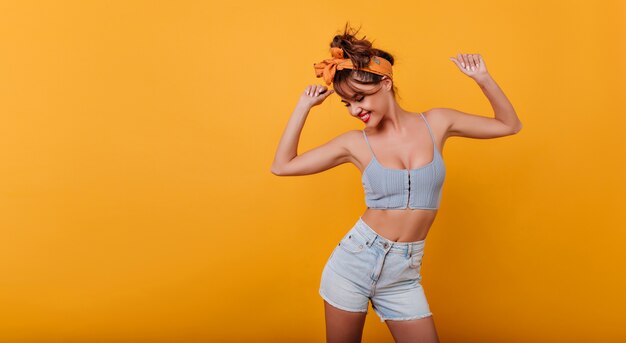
[{"xmin": 1, "ymin": 0, "xmax": 625, "ymax": 342}]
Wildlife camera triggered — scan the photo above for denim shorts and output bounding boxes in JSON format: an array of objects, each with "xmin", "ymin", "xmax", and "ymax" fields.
[{"xmin": 319, "ymin": 216, "xmax": 432, "ymax": 322}]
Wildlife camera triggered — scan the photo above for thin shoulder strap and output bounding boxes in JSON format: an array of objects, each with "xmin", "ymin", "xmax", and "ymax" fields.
[
  {"xmin": 362, "ymin": 130, "xmax": 376, "ymax": 157},
  {"xmin": 420, "ymin": 112, "xmax": 436, "ymax": 145}
]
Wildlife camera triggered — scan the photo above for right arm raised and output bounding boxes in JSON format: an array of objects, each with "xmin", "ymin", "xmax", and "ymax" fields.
[{"xmin": 270, "ymin": 103, "xmax": 352, "ymax": 176}]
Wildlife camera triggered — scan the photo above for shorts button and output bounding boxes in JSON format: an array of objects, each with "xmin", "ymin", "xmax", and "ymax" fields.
[
  {"xmin": 359, "ymin": 244, "xmax": 364, "ymax": 249},
  {"xmin": 383, "ymin": 243, "xmax": 388, "ymax": 248}
]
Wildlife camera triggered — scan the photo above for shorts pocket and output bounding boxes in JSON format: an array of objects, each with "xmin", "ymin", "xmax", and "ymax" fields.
[{"xmin": 338, "ymin": 231, "xmax": 366, "ymax": 254}]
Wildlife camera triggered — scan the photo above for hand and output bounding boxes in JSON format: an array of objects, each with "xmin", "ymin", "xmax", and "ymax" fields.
[
  {"xmin": 298, "ymin": 84, "xmax": 334, "ymax": 108},
  {"xmin": 449, "ymin": 53, "xmax": 490, "ymax": 82}
]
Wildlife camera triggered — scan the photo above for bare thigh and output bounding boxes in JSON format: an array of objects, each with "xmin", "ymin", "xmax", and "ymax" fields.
[
  {"xmin": 323, "ymin": 300, "xmax": 367, "ymax": 343},
  {"xmin": 385, "ymin": 315, "xmax": 440, "ymax": 343}
]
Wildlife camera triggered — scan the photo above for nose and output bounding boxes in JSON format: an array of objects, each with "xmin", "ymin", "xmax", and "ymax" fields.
[{"xmin": 350, "ymin": 106, "xmax": 363, "ymax": 116}]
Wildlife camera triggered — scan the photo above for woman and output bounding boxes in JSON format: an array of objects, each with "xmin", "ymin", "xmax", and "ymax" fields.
[{"xmin": 271, "ymin": 24, "xmax": 522, "ymax": 343}]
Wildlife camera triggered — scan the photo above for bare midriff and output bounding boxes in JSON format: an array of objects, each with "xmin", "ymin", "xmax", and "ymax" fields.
[{"xmin": 360, "ymin": 208, "xmax": 437, "ymax": 242}]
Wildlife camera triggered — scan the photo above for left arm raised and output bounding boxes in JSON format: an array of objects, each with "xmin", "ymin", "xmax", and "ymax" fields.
[{"xmin": 438, "ymin": 75, "xmax": 523, "ymax": 139}]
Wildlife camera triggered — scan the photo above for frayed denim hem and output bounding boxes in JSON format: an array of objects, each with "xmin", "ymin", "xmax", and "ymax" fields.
[
  {"xmin": 375, "ymin": 310, "xmax": 432, "ymax": 323},
  {"xmin": 319, "ymin": 288, "xmax": 369, "ymax": 313}
]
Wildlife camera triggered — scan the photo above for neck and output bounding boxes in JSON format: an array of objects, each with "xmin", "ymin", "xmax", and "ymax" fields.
[{"xmin": 377, "ymin": 99, "xmax": 412, "ymax": 134}]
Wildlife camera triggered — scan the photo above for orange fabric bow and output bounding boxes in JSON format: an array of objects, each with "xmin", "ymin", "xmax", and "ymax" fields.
[{"xmin": 313, "ymin": 47, "xmax": 393, "ymax": 86}]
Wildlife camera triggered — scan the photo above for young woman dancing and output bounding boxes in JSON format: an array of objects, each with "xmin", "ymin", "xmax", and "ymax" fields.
[{"xmin": 271, "ymin": 24, "xmax": 522, "ymax": 343}]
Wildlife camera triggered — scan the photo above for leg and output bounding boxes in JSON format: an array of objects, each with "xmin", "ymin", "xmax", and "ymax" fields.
[
  {"xmin": 385, "ymin": 315, "xmax": 440, "ymax": 343},
  {"xmin": 323, "ymin": 300, "xmax": 367, "ymax": 343}
]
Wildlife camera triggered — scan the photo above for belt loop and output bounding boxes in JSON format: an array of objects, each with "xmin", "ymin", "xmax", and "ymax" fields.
[
  {"xmin": 358, "ymin": 223, "xmax": 370, "ymax": 247},
  {"xmin": 362, "ymin": 222, "xmax": 372, "ymax": 247},
  {"xmin": 407, "ymin": 244, "xmax": 412, "ymax": 258}
]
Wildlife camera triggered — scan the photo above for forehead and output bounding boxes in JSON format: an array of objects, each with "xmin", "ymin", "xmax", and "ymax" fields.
[{"xmin": 336, "ymin": 82, "xmax": 370, "ymax": 103}]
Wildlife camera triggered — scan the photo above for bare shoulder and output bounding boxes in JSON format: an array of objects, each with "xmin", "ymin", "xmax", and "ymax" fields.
[
  {"xmin": 342, "ymin": 129, "xmax": 365, "ymax": 143},
  {"xmin": 328, "ymin": 129, "xmax": 363, "ymax": 148},
  {"xmin": 338, "ymin": 129, "xmax": 365, "ymax": 162},
  {"xmin": 421, "ymin": 108, "xmax": 448, "ymax": 126},
  {"xmin": 421, "ymin": 108, "xmax": 452, "ymax": 139}
]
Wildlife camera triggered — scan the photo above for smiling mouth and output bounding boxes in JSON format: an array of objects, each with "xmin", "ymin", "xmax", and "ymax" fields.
[{"xmin": 358, "ymin": 112, "xmax": 370, "ymax": 122}]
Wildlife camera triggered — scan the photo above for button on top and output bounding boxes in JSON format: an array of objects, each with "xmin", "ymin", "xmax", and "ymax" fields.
[{"xmin": 383, "ymin": 243, "xmax": 389, "ymax": 248}]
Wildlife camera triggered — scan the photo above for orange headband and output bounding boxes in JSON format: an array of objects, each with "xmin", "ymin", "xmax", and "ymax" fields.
[{"xmin": 313, "ymin": 47, "xmax": 394, "ymax": 86}]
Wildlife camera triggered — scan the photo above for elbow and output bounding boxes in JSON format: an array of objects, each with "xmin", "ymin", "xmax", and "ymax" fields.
[
  {"xmin": 270, "ymin": 164, "xmax": 284, "ymax": 176},
  {"xmin": 510, "ymin": 121, "xmax": 523, "ymax": 135}
]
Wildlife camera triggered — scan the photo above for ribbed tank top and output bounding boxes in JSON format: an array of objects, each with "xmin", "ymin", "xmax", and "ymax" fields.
[{"xmin": 361, "ymin": 112, "xmax": 446, "ymax": 210}]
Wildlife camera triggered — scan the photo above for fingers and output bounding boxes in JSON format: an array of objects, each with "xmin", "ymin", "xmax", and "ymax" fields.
[
  {"xmin": 457, "ymin": 53, "xmax": 466, "ymax": 69},
  {"xmin": 455, "ymin": 53, "xmax": 482, "ymax": 72},
  {"xmin": 470, "ymin": 54, "xmax": 479, "ymax": 70},
  {"xmin": 449, "ymin": 56, "xmax": 460, "ymax": 67},
  {"xmin": 305, "ymin": 84, "xmax": 333, "ymax": 97}
]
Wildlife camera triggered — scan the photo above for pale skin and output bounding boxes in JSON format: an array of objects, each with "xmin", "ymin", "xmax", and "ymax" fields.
[{"xmin": 271, "ymin": 53, "xmax": 522, "ymax": 343}]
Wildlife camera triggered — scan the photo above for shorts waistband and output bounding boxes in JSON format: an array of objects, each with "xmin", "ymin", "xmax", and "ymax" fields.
[{"xmin": 354, "ymin": 217, "xmax": 425, "ymax": 255}]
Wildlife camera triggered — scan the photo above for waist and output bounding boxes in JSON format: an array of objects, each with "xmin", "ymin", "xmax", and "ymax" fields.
[
  {"xmin": 353, "ymin": 217, "xmax": 426, "ymax": 254},
  {"xmin": 361, "ymin": 209, "xmax": 436, "ymax": 242}
]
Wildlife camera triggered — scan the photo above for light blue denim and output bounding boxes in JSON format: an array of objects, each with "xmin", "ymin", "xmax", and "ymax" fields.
[{"xmin": 319, "ymin": 217, "xmax": 432, "ymax": 322}]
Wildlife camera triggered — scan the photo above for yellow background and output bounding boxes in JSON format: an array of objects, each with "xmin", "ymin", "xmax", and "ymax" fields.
[{"xmin": 1, "ymin": 0, "xmax": 625, "ymax": 342}]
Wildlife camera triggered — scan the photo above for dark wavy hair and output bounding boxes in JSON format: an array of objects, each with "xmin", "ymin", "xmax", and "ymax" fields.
[{"xmin": 330, "ymin": 22, "xmax": 400, "ymax": 102}]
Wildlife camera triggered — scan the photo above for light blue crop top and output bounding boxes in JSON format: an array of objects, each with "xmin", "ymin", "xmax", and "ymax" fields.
[{"xmin": 361, "ymin": 112, "xmax": 446, "ymax": 210}]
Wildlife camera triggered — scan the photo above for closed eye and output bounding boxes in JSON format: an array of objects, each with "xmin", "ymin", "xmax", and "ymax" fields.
[{"xmin": 343, "ymin": 96, "xmax": 365, "ymax": 107}]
